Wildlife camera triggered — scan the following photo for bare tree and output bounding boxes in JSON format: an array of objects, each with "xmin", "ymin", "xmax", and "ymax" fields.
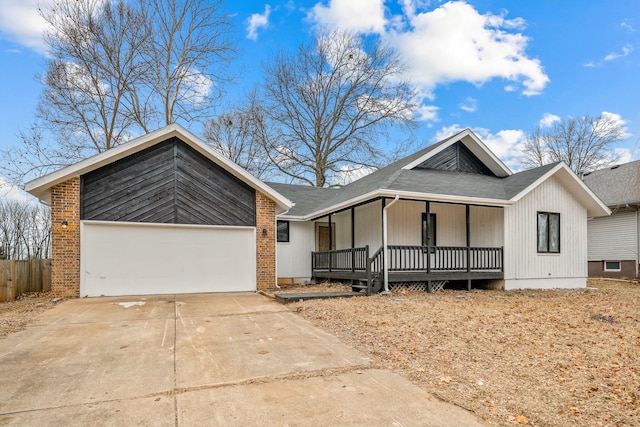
[
  {"xmin": 521, "ymin": 114, "xmax": 626, "ymax": 174},
  {"xmin": 260, "ymin": 30, "xmax": 417, "ymax": 187},
  {"xmin": 203, "ymin": 93, "xmax": 274, "ymax": 179},
  {"xmin": 0, "ymin": 200, "xmax": 51, "ymax": 260},
  {"xmin": 138, "ymin": 0, "xmax": 236, "ymax": 128},
  {"xmin": 0, "ymin": 0, "xmax": 236, "ymax": 184}
]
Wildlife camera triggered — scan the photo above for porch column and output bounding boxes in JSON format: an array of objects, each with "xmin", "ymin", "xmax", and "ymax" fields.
[
  {"xmin": 328, "ymin": 213, "xmax": 332, "ymax": 272},
  {"xmin": 426, "ymin": 201, "xmax": 432, "ymax": 293},
  {"xmin": 466, "ymin": 204, "xmax": 471, "ymax": 291},
  {"xmin": 351, "ymin": 207, "xmax": 355, "ymax": 273}
]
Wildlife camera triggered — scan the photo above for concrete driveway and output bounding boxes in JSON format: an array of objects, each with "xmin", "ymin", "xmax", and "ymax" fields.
[{"xmin": 0, "ymin": 293, "xmax": 483, "ymax": 426}]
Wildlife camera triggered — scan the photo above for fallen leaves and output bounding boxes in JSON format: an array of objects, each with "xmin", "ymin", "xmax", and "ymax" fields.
[{"xmin": 291, "ymin": 279, "xmax": 640, "ymax": 427}]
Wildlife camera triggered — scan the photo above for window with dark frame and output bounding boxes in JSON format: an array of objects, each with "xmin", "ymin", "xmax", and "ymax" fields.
[
  {"xmin": 537, "ymin": 212, "xmax": 560, "ymax": 253},
  {"xmin": 421, "ymin": 213, "xmax": 436, "ymax": 248},
  {"xmin": 276, "ymin": 220, "xmax": 290, "ymax": 242}
]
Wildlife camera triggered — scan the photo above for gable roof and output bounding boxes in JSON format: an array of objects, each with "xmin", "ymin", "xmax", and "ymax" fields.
[
  {"xmin": 401, "ymin": 128, "xmax": 512, "ymax": 177},
  {"xmin": 582, "ymin": 160, "xmax": 640, "ymax": 207},
  {"xmin": 270, "ymin": 130, "xmax": 610, "ymax": 219},
  {"xmin": 24, "ymin": 124, "xmax": 293, "ymax": 214}
]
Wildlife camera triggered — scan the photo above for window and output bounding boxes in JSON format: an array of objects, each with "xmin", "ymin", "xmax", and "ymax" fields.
[
  {"xmin": 277, "ymin": 220, "xmax": 289, "ymax": 242},
  {"xmin": 604, "ymin": 261, "xmax": 621, "ymax": 271},
  {"xmin": 421, "ymin": 213, "xmax": 436, "ymax": 247},
  {"xmin": 537, "ymin": 212, "xmax": 560, "ymax": 253}
]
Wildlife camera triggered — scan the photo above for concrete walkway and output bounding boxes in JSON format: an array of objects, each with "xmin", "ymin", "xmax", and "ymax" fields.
[{"xmin": 0, "ymin": 293, "xmax": 484, "ymax": 426}]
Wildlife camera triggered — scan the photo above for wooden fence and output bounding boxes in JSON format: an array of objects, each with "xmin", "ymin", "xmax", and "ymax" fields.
[{"xmin": 0, "ymin": 259, "xmax": 52, "ymax": 302}]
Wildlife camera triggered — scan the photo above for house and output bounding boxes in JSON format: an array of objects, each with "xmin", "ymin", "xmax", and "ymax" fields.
[
  {"xmin": 270, "ymin": 129, "xmax": 610, "ymax": 291},
  {"xmin": 583, "ymin": 161, "xmax": 640, "ymax": 279},
  {"xmin": 25, "ymin": 125, "xmax": 609, "ymax": 298},
  {"xmin": 24, "ymin": 124, "xmax": 293, "ymax": 297}
]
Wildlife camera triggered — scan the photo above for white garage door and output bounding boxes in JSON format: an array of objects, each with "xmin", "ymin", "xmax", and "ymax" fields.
[{"xmin": 81, "ymin": 221, "xmax": 256, "ymax": 297}]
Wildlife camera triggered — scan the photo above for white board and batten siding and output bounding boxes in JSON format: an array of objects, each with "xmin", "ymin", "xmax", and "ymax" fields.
[
  {"xmin": 276, "ymin": 220, "xmax": 315, "ymax": 280},
  {"xmin": 504, "ymin": 175, "xmax": 587, "ymax": 289},
  {"xmin": 81, "ymin": 221, "xmax": 256, "ymax": 297},
  {"xmin": 587, "ymin": 209, "xmax": 638, "ymax": 261}
]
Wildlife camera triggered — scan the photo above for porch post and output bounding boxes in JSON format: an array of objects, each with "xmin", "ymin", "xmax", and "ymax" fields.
[
  {"xmin": 466, "ymin": 204, "xmax": 471, "ymax": 291},
  {"xmin": 351, "ymin": 207, "xmax": 355, "ymax": 273},
  {"xmin": 328, "ymin": 213, "xmax": 332, "ymax": 272},
  {"xmin": 426, "ymin": 201, "xmax": 432, "ymax": 292}
]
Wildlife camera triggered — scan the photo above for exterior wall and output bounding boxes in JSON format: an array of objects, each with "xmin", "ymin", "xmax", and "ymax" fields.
[
  {"xmin": 587, "ymin": 209, "xmax": 637, "ymax": 262},
  {"xmin": 256, "ymin": 191, "xmax": 276, "ymax": 291},
  {"xmin": 386, "ymin": 201, "xmax": 503, "ymax": 247},
  {"xmin": 276, "ymin": 220, "xmax": 315, "ymax": 281},
  {"xmin": 504, "ymin": 175, "xmax": 587, "ymax": 289},
  {"xmin": 354, "ymin": 200, "xmax": 383, "ymax": 250},
  {"xmin": 50, "ymin": 178, "xmax": 81, "ymax": 298},
  {"xmin": 588, "ymin": 260, "xmax": 637, "ymax": 279}
]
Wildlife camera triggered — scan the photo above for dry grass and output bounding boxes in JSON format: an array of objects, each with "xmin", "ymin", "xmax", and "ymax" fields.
[
  {"xmin": 0, "ymin": 292, "xmax": 57, "ymax": 338},
  {"xmin": 290, "ymin": 279, "xmax": 640, "ymax": 426}
]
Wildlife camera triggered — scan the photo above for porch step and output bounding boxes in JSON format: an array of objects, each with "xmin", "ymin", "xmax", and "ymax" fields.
[{"xmin": 274, "ymin": 291, "xmax": 362, "ymax": 304}]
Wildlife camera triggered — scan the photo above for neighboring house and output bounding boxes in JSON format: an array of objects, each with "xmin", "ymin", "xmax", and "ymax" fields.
[
  {"xmin": 25, "ymin": 125, "xmax": 610, "ymax": 298},
  {"xmin": 25, "ymin": 124, "xmax": 292, "ymax": 297},
  {"xmin": 271, "ymin": 129, "xmax": 610, "ymax": 291},
  {"xmin": 583, "ymin": 160, "xmax": 640, "ymax": 279}
]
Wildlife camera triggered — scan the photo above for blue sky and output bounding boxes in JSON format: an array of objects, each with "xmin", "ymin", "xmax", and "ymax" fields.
[{"xmin": 1, "ymin": 0, "xmax": 639, "ymax": 199}]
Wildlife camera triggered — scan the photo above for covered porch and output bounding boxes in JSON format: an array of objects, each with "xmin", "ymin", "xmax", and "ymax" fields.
[{"xmin": 310, "ymin": 197, "xmax": 505, "ymax": 294}]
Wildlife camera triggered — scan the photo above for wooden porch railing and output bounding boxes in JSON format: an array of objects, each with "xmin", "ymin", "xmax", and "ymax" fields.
[{"xmin": 312, "ymin": 245, "xmax": 503, "ymax": 274}]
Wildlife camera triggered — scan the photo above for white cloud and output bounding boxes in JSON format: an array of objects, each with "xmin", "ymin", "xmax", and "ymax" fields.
[
  {"xmin": 433, "ymin": 123, "xmax": 525, "ymax": 170},
  {"xmin": 309, "ymin": 0, "xmax": 549, "ymax": 101},
  {"xmin": 620, "ymin": 19, "xmax": 635, "ymax": 32},
  {"xmin": 604, "ymin": 44, "xmax": 633, "ymax": 62},
  {"xmin": 539, "ymin": 113, "xmax": 560, "ymax": 128},
  {"xmin": 309, "ymin": 0, "xmax": 386, "ymax": 34},
  {"xmin": 0, "ymin": 177, "xmax": 31, "ymax": 203},
  {"xmin": 601, "ymin": 111, "xmax": 632, "ymax": 138},
  {"xmin": 178, "ymin": 68, "xmax": 214, "ymax": 105},
  {"xmin": 387, "ymin": 2, "xmax": 548, "ymax": 97},
  {"xmin": 415, "ymin": 104, "xmax": 439, "ymax": 121},
  {"xmin": 0, "ymin": 0, "xmax": 54, "ymax": 54},
  {"xmin": 332, "ymin": 164, "xmax": 377, "ymax": 186},
  {"xmin": 247, "ymin": 5, "xmax": 271, "ymax": 41},
  {"xmin": 459, "ymin": 97, "xmax": 477, "ymax": 112},
  {"xmin": 614, "ymin": 148, "xmax": 634, "ymax": 164}
]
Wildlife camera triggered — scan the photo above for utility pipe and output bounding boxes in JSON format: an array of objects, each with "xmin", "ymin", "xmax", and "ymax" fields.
[{"xmin": 382, "ymin": 195, "xmax": 401, "ymax": 293}]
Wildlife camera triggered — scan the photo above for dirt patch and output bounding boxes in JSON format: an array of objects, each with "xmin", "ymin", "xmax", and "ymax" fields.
[
  {"xmin": 290, "ymin": 279, "xmax": 640, "ymax": 426},
  {"xmin": 0, "ymin": 292, "xmax": 58, "ymax": 338}
]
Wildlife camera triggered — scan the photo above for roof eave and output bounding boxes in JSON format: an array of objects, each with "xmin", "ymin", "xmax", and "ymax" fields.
[
  {"xmin": 23, "ymin": 124, "xmax": 293, "ymax": 211},
  {"xmin": 302, "ymin": 189, "xmax": 513, "ymax": 220},
  {"xmin": 510, "ymin": 163, "xmax": 611, "ymax": 217}
]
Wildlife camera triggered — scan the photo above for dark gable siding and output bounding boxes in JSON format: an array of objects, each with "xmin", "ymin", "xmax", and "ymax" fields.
[
  {"xmin": 415, "ymin": 141, "xmax": 495, "ymax": 176},
  {"xmin": 81, "ymin": 138, "xmax": 256, "ymax": 226}
]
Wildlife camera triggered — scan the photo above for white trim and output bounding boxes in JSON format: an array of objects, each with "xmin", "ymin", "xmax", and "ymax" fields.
[
  {"xmin": 24, "ymin": 123, "xmax": 293, "ymax": 213},
  {"xmin": 401, "ymin": 129, "xmax": 512, "ymax": 177},
  {"xmin": 304, "ymin": 189, "xmax": 513, "ymax": 220},
  {"xmin": 603, "ymin": 260, "xmax": 622, "ymax": 272},
  {"xmin": 80, "ymin": 219, "xmax": 256, "ymax": 231}
]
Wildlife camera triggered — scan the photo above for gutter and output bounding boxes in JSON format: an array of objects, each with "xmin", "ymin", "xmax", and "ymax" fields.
[{"xmin": 382, "ymin": 195, "xmax": 401, "ymax": 293}]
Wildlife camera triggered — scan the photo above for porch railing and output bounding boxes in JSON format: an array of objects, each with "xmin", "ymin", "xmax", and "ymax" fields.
[
  {"xmin": 312, "ymin": 245, "xmax": 503, "ymax": 274},
  {"xmin": 387, "ymin": 245, "xmax": 503, "ymax": 272}
]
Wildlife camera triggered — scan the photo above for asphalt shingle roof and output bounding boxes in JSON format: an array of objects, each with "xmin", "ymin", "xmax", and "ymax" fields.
[
  {"xmin": 269, "ymin": 131, "xmax": 563, "ymax": 218},
  {"xmin": 582, "ymin": 160, "xmax": 640, "ymax": 207}
]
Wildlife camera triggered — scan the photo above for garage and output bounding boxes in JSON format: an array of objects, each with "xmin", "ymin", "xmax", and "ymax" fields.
[
  {"xmin": 24, "ymin": 124, "xmax": 292, "ymax": 298},
  {"xmin": 81, "ymin": 221, "xmax": 256, "ymax": 297}
]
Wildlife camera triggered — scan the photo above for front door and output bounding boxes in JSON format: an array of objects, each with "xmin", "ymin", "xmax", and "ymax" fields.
[{"xmin": 316, "ymin": 223, "xmax": 335, "ymax": 252}]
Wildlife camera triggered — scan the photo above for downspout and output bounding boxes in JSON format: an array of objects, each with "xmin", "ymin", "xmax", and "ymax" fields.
[{"xmin": 382, "ymin": 195, "xmax": 401, "ymax": 293}]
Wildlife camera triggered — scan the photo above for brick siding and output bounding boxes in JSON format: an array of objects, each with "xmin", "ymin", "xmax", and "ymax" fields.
[
  {"xmin": 255, "ymin": 191, "xmax": 276, "ymax": 290},
  {"xmin": 50, "ymin": 178, "xmax": 81, "ymax": 298}
]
